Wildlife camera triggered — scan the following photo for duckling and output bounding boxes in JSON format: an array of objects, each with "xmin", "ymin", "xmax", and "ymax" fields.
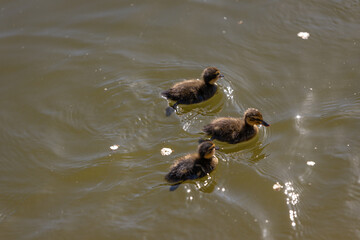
[
  {"xmin": 161, "ymin": 67, "xmax": 224, "ymax": 116},
  {"xmin": 203, "ymin": 108, "xmax": 270, "ymax": 144},
  {"xmin": 165, "ymin": 140, "xmax": 218, "ymax": 189}
]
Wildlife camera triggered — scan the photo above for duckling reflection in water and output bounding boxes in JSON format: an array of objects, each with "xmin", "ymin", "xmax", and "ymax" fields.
[
  {"xmin": 203, "ymin": 108, "xmax": 270, "ymax": 144},
  {"xmin": 161, "ymin": 67, "xmax": 224, "ymax": 116},
  {"xmin": 165, "ymin": 140, "xmax": 219, "ymax": 191}
]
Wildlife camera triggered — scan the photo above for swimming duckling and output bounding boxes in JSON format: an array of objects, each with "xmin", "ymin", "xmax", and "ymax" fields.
[
  {"xmin": 162, "ymin": 67, "xmax": 224, "ymax": 116},
  {"xmin": 165, "ymin": 140, "xmax": 218, "ymax": 189},
  {"xmin": 203, "ymin": 108, "xmax": 270, "ymax": 144}
]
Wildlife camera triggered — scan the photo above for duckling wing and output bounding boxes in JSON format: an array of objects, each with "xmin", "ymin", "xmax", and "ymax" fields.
[
  {"xmin": 172, "ymin": 79, "xmax": 202, "ymax": 89},
  {"xmin": 203, "ymin": 118, "xmax": 242, "ymax": 142},
  {"xmin": 193, "ymin": 162, "xmax": 215, "ymax": 179},
  {"xmin": 165, "ymin": 155, "xmax": 196, "ymax": 183},
  {"xmin": 162, "ymin": 80, "xmax": 203, "ymax": 103},
  {"xmin": 203, "ymin": 118, "xmax": 237, "ymax": 134}
]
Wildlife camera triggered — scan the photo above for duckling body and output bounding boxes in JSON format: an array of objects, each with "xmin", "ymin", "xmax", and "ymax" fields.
[
  {"xmin": 162, "ymin": 67, "xmax": 223, "ymax": 116},
  {"xmin": 165, "ymin": 141, "xmax": 218, "ymax": 184},
  {"xmin": 203, "ymin": 108, "xmax": 270, "ymax": 144},
  {"xmin": 162, "ymin": 79, "xmax": 217, "ymax": 105}
]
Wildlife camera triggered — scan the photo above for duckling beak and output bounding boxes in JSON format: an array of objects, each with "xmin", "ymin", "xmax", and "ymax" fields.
[
  {"xmin": 219, "ymin": 74, "xmax": 224, "ymax": 78},
  {"xmin": 215, "ymin": 146, "xmax": 220, "ymax": 150},
  {"xmin": 261, "ymin": 120, "xmax": 270, "ymax": 127}
]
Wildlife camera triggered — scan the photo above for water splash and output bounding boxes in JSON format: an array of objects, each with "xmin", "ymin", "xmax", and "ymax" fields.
[
  {"xmin": 184, "ymin": 185, "xmax": 194, "ymax": 201},
  {"xmin": 284, "ymin": 182, "xmax": 299, "ymax": 228},
  {"xmin": 223, "ymin": 85, "xmax": 234, "ymax": 100}
]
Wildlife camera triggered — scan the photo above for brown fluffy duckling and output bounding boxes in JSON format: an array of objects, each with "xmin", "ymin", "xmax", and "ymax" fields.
[
  {"xmin": 165, "ymin": 140, "xmax": 219, "ymax": 188},
  {"xmin": 203, "ymin": 108, "xmax": 270, "ymax": 144},
  {"xmin": 162, "ymin": 67, "xmax": 224, "ymax": 116}
]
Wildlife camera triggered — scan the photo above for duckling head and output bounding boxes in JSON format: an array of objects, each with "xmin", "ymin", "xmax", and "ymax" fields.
[
  {"xmin": 198, "ymin": 140, "xmax": 217, "ymax": 159},
  {"xmin": 244, "ymin": 108, "xmax": 270, "ymax": 127},
  {"xmin": 202, "ymin": 67, "xmax": 224, "ymax": 85}
]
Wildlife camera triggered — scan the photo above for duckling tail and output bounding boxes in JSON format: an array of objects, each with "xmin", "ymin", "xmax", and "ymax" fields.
[{"xmin": 165, "ymin": 102, "xmax": 179, "ymax": 117}]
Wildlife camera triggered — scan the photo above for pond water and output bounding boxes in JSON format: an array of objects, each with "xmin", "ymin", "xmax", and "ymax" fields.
[{"xmin": 1, "ymin": 0, "xmax": 359, "ymax": 239}]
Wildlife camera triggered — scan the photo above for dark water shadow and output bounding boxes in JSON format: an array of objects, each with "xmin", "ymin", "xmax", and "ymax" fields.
[{"xmin": 156, "ymin": 172, "xmax": 218, "ymax": 193}]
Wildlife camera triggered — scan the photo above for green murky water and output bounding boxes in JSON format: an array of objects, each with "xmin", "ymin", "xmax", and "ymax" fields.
[{"xmin": 1, "ymin": 1, "xmax": 360, "ymax": 239}]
